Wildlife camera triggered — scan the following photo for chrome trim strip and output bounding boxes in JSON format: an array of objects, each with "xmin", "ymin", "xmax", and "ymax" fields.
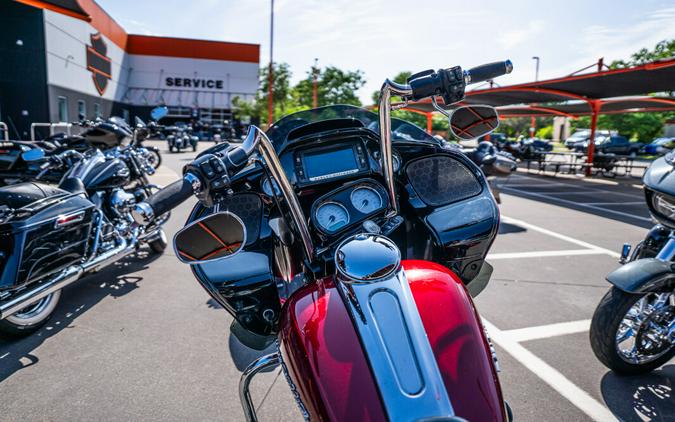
[
  {"xmin": 336, "ymin": 268, "xmax": 454, "ymax": 420},
  {"xmin": 254, "ymin": 128, "xmax": 315, "ymax": 261}
]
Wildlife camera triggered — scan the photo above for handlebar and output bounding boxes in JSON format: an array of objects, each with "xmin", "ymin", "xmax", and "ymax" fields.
[{"xmin": 464, "ymin": 60, "xmax": 513, "ymax": 85}]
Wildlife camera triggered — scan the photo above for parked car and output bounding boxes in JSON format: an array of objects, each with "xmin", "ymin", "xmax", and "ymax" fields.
[
  {"xmin": 643, "ymin": 137, "xmax": 675, "ymax": 155},
  {"xmin": 575, "ymin": 135, "xmax": 643, "ymax": 156},
  {"xmin": 564, "ymin": 129, "xmax": 611, "ymax": 149}
]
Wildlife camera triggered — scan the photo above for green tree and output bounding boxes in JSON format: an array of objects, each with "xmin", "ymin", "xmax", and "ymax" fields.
[
  {"xmin": 610, "ymin": 39, "xmax": 675, "ymax": 69},
  {"xmin": 294, "ymin": 66, "xmax": 366, "ymax": 107},
  {"xmin": 232, "ymin": 62, "xmax": 294, "ymax": 125}
]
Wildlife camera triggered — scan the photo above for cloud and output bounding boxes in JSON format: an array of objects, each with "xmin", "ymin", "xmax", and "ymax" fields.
[{"xmin": 498, "ymin": 20, "xmax": 546, "ymax": 50}]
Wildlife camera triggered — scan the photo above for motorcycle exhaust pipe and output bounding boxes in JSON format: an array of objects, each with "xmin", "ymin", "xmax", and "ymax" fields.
[{"xmin": 0, "ymin": 237, "xmax": 135, "ymax": 320}]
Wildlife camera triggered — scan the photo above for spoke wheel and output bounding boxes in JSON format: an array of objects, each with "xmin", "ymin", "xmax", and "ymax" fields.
[
  {"xmin": 591, "ymin": 287, "xmax": 674, "ymax": 374},
  {"xmin": 0, "ymin": 290, "xmax": 62, "ymax": 337}
]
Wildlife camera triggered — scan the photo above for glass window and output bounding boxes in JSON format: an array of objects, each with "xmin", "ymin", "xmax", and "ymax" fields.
[
  {"xmin": 93, "ymin": 103, "xmax": 101, "ymax": 118},
  {"xmin": 77, "ymin": 100, "xmax": 86, "ymax": 119},
  {"xmin": 57, "ymin": 96, "xmax": 68, "ymax": 122}
]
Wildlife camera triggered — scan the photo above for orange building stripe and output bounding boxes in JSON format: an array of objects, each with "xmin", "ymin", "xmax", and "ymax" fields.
[
  {"xmin": 127, "ymin": 35, "xmax": 260, "ymax": 63},
  {"xmin": 15, "ymin": 0, "xmax": 90, "ymax": 21},
  {"xmin": 17, "ymin": 0, "xmax": 260, "ymax": 63}
]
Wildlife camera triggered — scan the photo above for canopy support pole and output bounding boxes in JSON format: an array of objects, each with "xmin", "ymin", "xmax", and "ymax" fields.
[
  {"xmin": 585, "ymin": 100, "xmax": 600, "ymax": 177},
  {"xmin": 426, "ymin": 112, "xmax": 433, "ymax": 134}
]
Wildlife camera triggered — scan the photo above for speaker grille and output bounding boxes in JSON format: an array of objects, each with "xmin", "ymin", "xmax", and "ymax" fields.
[
  {"xmin": 216, "ymin": 193, "xmax": 262, "ymax": 246},
  {"xmin": 406, "ymin": 156, "xmax": 482, "ymax": 206}
]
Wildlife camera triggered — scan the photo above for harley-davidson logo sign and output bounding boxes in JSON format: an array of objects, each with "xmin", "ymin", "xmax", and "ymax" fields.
[{"xmin": 86, "ymin": 33, "xmax": 111, "ymax": 95}]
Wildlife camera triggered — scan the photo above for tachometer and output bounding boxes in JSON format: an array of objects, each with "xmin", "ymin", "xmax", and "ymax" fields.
[
  {"xmin": 350, "ymin": 186, "xmax": 382, "ymax": 214},
  {"xmin": 316, "ymin": 202, "xmax": 350, "ymax": 232}
]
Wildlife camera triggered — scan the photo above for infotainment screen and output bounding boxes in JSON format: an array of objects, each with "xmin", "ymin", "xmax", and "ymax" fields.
[{"xmin": 303, "ymin": 146, "xmax": 359, "ymax": 181}]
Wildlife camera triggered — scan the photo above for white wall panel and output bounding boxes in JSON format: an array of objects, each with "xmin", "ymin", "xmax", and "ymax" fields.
[{"xmin": 43, "ymin": 10, "xmax": 129, "ymax": 102}]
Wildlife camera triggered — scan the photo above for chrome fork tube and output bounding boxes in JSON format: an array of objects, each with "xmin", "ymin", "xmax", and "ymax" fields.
[
  {"xmin": 378, "ymin": 80, "xmax": 412, "ymax": 216},
  {"xmin": 656, "ymin": 236, "xmax": 675, "ymax": 261},
  {"xmin": 254, "ymin": 128, "xmax": 315, "ymax": 262}
]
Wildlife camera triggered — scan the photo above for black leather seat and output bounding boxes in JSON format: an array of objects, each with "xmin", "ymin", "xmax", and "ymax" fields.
[
  {"xmin": 0, "ymin": 182, "xmax": 69, "ymax": 209},
  {"xmin": 58, "ymin": 177, "xmax": 87, "ymax": 195}
]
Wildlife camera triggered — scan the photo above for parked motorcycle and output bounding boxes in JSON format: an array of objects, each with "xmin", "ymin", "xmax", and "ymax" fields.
[
  {"xmin": 166, "ymin": 122, "xmax": 198, "ymax": 153},
  {"xmin": 468, "ymin": 141, "xmax": 517, "ymax": 203},
  {"xmin": 590, "ymin": 152, "xmax": 675, "ymax": 374},
  {"xmin": 0, "ymin": 113, "xmax": 170, "ymax": 337},
  {"xmin": 500, "ymin": 136, "xmax": 552, "ymax": 160},
  {"xmin": 0, "ymin": 116, "xmax": 158, "ymax": 185},
  {"xmin": 134, "ymin": 60, "xmax": 514, "ymax": 421}
]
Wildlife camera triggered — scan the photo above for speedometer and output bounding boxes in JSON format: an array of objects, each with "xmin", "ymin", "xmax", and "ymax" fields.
[
  {"xmin": 316, "ymin": 202, "xmax": 350, "ymax": 232},
  {"xmin": 351, "ymin": 186, "xmax": 382, "ymax": 214}
]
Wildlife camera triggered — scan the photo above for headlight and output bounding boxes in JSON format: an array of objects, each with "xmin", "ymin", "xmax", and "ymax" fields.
[{"xmin": 651, "ymin": 192, "xmax": 675, "ymax": 223}]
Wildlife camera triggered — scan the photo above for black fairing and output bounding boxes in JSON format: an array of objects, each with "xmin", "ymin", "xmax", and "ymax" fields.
[
  {"xmin": 0, "ymin": 183, "xmax": 94, "ymax": 290},
  {"xmin": 643, "ymin": 156, "xmax": 675, "ymax": 195},
  {"xmin": 82, "ymin": 158, "xmax": 130, "ymax": 191},
  {"xmin": 186, "ymin": 193, "xmax": 280, "ymax": 337}
]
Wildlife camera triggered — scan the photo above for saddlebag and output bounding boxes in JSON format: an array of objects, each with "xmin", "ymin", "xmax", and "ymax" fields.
[{"xmin": 0, "ymin": 183, "xmax": 95, "ymax": 291}]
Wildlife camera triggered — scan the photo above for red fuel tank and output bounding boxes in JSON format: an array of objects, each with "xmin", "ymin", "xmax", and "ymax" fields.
[{"xmin": 278, "ymin": 260, "xmax": 505, "ymax": 421}]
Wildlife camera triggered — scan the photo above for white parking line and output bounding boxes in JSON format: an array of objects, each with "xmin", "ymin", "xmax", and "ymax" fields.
[
  {"xmin": 501, "ymin": 216, "xmax": 621, "ymax": 258},
  {"xmin": 502, "ymin": 319, "xmax": 591, "ymax": 342},
  {"xmin": 487, "ymin": 249, "xmax": 605, "ymax": 260},
  {"xmin": 584, "ymin": 201, "xmax": 644, "ymax": 206},
  {"xmin": 483, "ymin": 319, "xmax": 614, "ymax": 421},
  {"xmin": 502, "ymin": 188, "xmax": 651, "ymax": 222}
]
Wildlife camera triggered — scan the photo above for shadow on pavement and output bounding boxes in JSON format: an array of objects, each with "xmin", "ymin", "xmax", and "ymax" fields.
[
  {"xmin": 205, "ymin": 299, "xmax": 277, "ymax": 373},
  {"xmin": 501, "ymin": 176, "xmax": 652, "ymax": 229},
  {"xmin": 498, "ymin": 222, "xmax": 527, "ymax": 234},
  {"xmin": 0, "ymin": 249, "xmax": 162, "ymax": 383},
  {"xmin": 601, "ymin": 364, "xmax": 675, "ymax": 421}
]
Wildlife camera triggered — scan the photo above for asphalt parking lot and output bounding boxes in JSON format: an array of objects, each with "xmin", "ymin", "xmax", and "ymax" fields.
[{"xmin": 1, "ymin": 142, "xmax": 673, "ymax": 422}]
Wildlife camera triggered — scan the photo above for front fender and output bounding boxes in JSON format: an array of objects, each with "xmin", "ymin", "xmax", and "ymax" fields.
[{"xmin": 607, "ymin": 258, "xmax": 675, "ymax": 293}]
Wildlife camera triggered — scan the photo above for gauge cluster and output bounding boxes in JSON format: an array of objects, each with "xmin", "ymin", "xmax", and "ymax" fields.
[{"xmin": 311, "ymin": 180, "xmax": 388, "ymax": 234}]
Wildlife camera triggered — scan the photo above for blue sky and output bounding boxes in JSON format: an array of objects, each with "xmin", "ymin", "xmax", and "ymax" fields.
[{"xmin": 99, "ymin": 0, "xmax": 675, "ymax": 103}]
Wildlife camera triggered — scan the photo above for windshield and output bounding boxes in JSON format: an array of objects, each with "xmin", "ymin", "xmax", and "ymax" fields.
[{"xmin": 266, "ymin": 105, "xmax": 436, "ymax": 148}]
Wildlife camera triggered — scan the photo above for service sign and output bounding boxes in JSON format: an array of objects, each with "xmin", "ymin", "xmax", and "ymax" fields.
[{"xmin": 164, "ymin": 77, "xmax": 225, "ymax": 90}]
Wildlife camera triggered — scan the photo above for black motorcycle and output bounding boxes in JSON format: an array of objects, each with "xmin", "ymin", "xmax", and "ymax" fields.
[
  {"xmin": 590, "ymin": 152, "xmax": 675, "ymax": 374},
  {"xmin": 0, "ymin": 116, "xmax": 157, "ymax": 185},
  {"xmin": 0, "ymin": 121, "xmax": 169, "ymax": 336}
]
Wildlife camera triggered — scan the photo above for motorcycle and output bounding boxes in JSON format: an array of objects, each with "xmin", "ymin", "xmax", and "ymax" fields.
[
  {"xmin": 167, "ymin": 122, "xmax": 199, "ymax": 153},
  {"xmin": 133, "ymin": 60, "xmax": 514, "ymax": 421},
  {"xmin": 0, "ymin": 113, "xmax": 170, "ymax": 337},
  {"xmin": 0, "ymin": 116, "xmax": 159, "ymax": 185},
  {"xmin": 590, "ymin": 153, "xmax": 675, "ymax": 374},
  {"xmin": 467, "ymin": 141, "xmax": 517, "ymax": 204}
]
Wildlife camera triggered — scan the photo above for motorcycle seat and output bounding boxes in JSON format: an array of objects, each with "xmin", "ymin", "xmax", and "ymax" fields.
[
  {"xmin": 0, "ymin": 182, "xmax": 70, "ymax": 209},
  {"xmin": 58, "ymin": 177, "xmax": 87, "ymax": 195}
]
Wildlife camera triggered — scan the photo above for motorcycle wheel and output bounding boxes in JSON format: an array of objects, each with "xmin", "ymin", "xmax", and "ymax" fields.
[
  {"xmin": 148, "ymin": 229, "xmax": 168, "ymax": 254},
  {"xmin": 0, "ymin": 290, "xmax": 62, "ymax": 337},
  {"xmin": 148, "ymin": 149, "xmax": 161, "ymax": 169},
  {"xmin": 590, "ymin": 287, "xmax": 674, "ymax": 374}
]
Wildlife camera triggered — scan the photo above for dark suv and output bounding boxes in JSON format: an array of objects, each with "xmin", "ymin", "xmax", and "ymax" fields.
[{"xmin": 575, "ymin": 135, "xmax": 642, "ymax": 156}]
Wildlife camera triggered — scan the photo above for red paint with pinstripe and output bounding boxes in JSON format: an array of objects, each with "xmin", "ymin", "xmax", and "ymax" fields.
[{"xmin": 279, "ymin": 261, "xmax": 505, "ymax": 421}]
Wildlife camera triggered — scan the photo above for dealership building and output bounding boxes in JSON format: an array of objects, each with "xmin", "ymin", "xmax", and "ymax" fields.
[{"xmin": 0, "ymin": 0, "xmax": 260, "ymax": 139}]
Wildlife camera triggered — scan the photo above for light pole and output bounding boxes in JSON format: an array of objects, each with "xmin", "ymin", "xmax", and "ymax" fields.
[
  {"xmin": 312, "ymin": 58, "xmax": 319, "ymax": 108},
  {"xmin": 530, "ymin": 56, "xmax": 540, "ymax": 138},
  {"xmin": 267, "ymin": 0, "xmax": 274, "ymax": 126}
]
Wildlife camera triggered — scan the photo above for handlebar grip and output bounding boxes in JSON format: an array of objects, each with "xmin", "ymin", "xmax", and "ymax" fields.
[
  {"xmin": 464, "ymin": 60, "xmax": 513, "ymax": 84},
  {"xmin": 144, "ymin": 178, "xmax": 194, "ymax": 218}
]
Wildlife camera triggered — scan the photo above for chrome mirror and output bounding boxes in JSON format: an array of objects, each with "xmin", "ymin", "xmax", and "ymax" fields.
[
  {"xmin": 173, "ymin": 211, "xmax": 246, "ymax": 264},
  {"xmin": 448, "ymin": 105, "xmax": 499, "ymax": 140},
  {"xmin": 21, "ymin": 148, "xmax": 46, "ymax": 162}
]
